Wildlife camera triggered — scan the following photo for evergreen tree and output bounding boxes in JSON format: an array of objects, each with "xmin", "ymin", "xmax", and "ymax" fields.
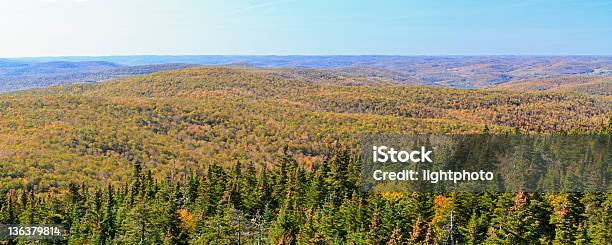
[
  {"xmin": 119, "ymin": 196, "xmax": 157, "ymax": 244},
  {"xmin": 550, "ymin": 193, "xmax": 584, "ymax": 244},
  {"xmin": 161, "ymin": 187, "xmax": 189, "ymax": 245},
  {"xmin": 486, "ymin": 192, "xmax": 552, "ymax": 244},
  {"xmin": 100, "ymin": 184, "xmax": 116, "ymax": 244},
  {"xmin": 581, "ymin": 192, "xmax": 611, "ymax": 243}
]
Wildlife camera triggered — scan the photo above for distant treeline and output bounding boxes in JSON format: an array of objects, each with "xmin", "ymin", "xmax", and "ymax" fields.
[
  {"xmin": 4, "ymin": 56, "xmax": 612, "ymax": 91},
  {"xmin": 0, "ymin": 63, "xmax": 195, "ymax": 92}
]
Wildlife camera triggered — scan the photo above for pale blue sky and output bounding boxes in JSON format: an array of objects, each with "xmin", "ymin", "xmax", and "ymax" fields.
[{"xmin": 1, "ymin": 0, "xmax": 611, "ymax": 57}]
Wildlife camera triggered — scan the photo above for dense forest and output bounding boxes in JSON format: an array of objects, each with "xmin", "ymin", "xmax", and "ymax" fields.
[
  {"xmin": 1, "ymin": 149, "xmax": 610, "ymax": 244},
  {"xmin": 0, "ymin": 66, "xmax": 610, "ymax": 243},
  {"xmin": 492, "ymin": 75, "xmax": 612, "ymax": 97},
  {"xmin": 1, "ymin": 67, "xmax": 609, "ymax": 191}
]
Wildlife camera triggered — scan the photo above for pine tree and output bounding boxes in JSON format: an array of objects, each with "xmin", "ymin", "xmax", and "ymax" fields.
[
  {"xmin": 339, "ymin": 192, "xmax": 366, "ymax": 237},
  {"xmin": 119, "ymin": 196, "xmax": 157, "ymax": 244},
  {"xmin": 161, "ymin": 187, "xmax": 189, "ymax": 245},
  {"xmin": 581, "ymin": 192, "xmax": 611, "ymax": 243},
  {"xmin": 272, "ymin": 145, "xmax": 292, "ymax": 209},
  {"xmin": 486, "ymin": 192, "xmax": 553, "ymax": 244},
  {"xmin": 100, "ymin": 184, "xmax": 116, "ymax": 244},
  {"xmin": 550, "ymin": 193, "xmax": 584, "ymax": 244},
  {"xmin": 67, "ymin": 183, "xmax": 86, "ymax": 242},
  {"xmin": 223, "ymin": 161, "xmax": 243, "ymax": 209},
  {"xmin": 316, "ymin": 196, "xmax": 341, "ymax": 242},
  {"xmin": 241, "ymin": 161, "xmax": 259, "ymax": 214},
  {"xmin": 131, "ymin": 160, "xmax": 144, "ymax": 198},
  {"xmin": 185, "ymin": 171, "xmax": 199, "ymax": 207},
  {"xmin": 1, "ymin": 190, "xmax": 17, "ymax": 245},
  {"xmin": 269, "ymin": 204, "xmax": 299, "ymax": 244},
  {"xmin": 256, "ymin": 167, "xmax": 272, "ymax": 213},
  {"xmin": 460, "ymin": 211, "xmax": 487, "ymax": 244},
  {"xmin": 454, "ymin": 192, "xmax": 494, "ymax": 244},
  {"xmin": 206, "ymin": 163, "xmax": 227, "ymax": 215},
  {"xmin": 325, "ymin": 150, "xmax": 350, "ymax": 205},
  {"xmin": 88, "ymin": 189, "xmax": 104, "ymax": 244}
]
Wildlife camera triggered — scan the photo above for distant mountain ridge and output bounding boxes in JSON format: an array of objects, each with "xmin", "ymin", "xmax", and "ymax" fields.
[
  {"xmin": 2, "ymin": 55, "xmax": 612, "ymax": 92},
  {"xmin": 1, "ymin": 61, "xmax": 120, "ymax": 76},
  {"xmin": 0, "ymin": 60, "xmax": 196, "ymax": 92}
]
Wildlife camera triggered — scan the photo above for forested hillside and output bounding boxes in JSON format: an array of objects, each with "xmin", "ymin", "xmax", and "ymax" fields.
[
  {"xmin": 491, "ymin": 75, "xmax": 612, "ymax": 97},
  {"xmin": 1, "ymin": 67, "xmax": 609, "ymax": 191},
  {"xmin": 0, "ymin": 66, "xmax": 610, "ymax": 244}
]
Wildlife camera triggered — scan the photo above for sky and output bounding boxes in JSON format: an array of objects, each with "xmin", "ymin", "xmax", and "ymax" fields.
[{"xmin": 0, "ymin": 0, "xmax": 611, "ymax": 57}]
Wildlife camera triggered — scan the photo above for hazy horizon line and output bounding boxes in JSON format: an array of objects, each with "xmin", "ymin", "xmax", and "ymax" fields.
[{"xmin": 4, "ymin": 54, "xmax": 612, "ymax": 59}]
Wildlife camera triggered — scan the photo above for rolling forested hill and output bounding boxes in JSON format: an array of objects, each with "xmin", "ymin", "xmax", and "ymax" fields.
[
  {"xmin": 0, "ymin": 67, "xmax": 609, "ymax": 191},
  {"xmin": 491, "ymin": 75, "xmax": 612, "ymax": 97},
  {"xmin": 0, "ymin": 66, "xmax": 610, "ymax": 244}
]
